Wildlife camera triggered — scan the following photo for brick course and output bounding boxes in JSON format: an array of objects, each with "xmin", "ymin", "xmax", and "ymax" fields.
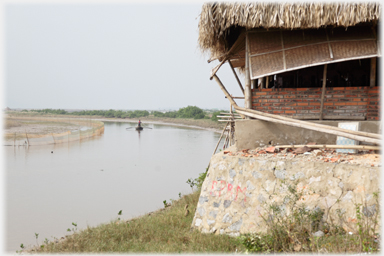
[{"xmin": 251, "ymin": 86, "xmax": 380, "ymax": 120}]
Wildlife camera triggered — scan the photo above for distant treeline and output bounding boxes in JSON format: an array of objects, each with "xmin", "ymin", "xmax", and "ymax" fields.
[{"xmin": 25, "ymin": 106, "xmax": 225, "ymax": 121}]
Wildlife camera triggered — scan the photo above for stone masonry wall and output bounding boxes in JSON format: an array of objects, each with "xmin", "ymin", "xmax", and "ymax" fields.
[{"xmin": 191, "ymin": 149, "xmax": 380, "ymax": 236}]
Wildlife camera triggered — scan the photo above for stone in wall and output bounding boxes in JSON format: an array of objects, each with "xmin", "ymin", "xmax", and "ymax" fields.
[{"xmin": 191, "ymin": 147, "xmax": 380, "ymax": 236}]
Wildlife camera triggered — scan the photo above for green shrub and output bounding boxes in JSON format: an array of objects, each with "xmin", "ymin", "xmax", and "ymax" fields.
[
  {"xmin": 177, "ymin": 106, "xmax": 205, "ymax": 119},
  {"xmin": 210, "ymin": 111, "xmax": 222, "ymax": 122}
]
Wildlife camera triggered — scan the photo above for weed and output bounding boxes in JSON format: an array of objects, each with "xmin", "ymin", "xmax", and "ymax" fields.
[
  {"xmin": 117, "ymin": 210, "xmax": 122, "ymax": 221},
  {"xmin": 67, "ymin": 222, "xmax": 78, "ymax": 233},
  {"xmin": 35, "ymin": 233, "xmax": 39, "ymax": 247},
  {"xmin": 36, "ymin": 191, "xmax": 244, "ymax": 253},
  {"xmin": 186, "ymin": 178, "xmax": 197, "ymax": 192},
  {"xmin": 239, "ymin": 180, "xmax": 380, "ymax": 254}
]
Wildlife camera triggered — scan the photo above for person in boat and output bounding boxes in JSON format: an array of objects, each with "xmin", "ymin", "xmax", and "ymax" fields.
[{"xmin": 138, "ymin": 120, "xmax": 142, "ymax": 127}]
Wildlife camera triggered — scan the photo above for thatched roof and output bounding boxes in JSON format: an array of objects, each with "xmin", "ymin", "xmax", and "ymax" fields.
[{"xmin": 199, "ymin": 3, "xmax": 381, "ymax": 58}]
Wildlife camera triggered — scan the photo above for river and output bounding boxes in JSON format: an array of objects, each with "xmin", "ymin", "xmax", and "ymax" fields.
[{"xmin": 4, "ymin": 121, "xmax": 223, "ymax": 252}]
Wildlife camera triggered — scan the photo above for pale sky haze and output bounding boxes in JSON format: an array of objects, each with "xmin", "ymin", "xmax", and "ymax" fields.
[{"xmin": 4, "ymin": 3, "xmax": 244, "ymax": 111}]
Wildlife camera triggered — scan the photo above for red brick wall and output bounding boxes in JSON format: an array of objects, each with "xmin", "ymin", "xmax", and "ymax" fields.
[{"xmin": 251, "ymin": 87, "xmax": 380, "ymax": 120}]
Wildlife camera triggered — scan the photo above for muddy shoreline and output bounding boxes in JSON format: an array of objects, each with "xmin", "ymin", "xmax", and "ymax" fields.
[
  {"xmin": 95, "ymin": 118, "xmax": 222, "ymax": 134},
  {"xmin": 4, "ymin": 114, "xmax": 223, "ymax": 135}
]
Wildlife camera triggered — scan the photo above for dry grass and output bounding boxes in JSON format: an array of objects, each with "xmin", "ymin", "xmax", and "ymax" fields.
[
  {"xmin": 142, "ymin": 116, "xmax": 225, "ymax": 131},
  {"xmin": 33, "ymin": 191, "xmax": 245, "ymax": 253},
  {"xmin": 239, "ymin": 180, "xmax": 380, "ymax": 254},
  {"xmin": 198, "ymin": 3, "xmax": 381, "ymax": 58},
  {"xmin": 3, "ymin": 119, "xmax": 21, "ymax": 129}
]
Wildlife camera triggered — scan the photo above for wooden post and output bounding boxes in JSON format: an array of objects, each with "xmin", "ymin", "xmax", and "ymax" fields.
[
  {"xmin": 212, "ymin": 122, "xmax": 229, "ymax": 156},
  {"xmin": 370, "ymin": 57, "xmax": 377, "ymax": 87},
  {"xmin": 259, "ymin": 77, "xmax": 265, "ymax": 89},
  {"xmin": 319, "ymin": 64, "xmax": 328, "ymax": 120},
  {"xmin": 25, "ymin": 132, "xmax": 29, "ymax": 146},
  {"xmin": 228, "ymin": 61, "xmax": 245, "ymax": 95},
  {"xmin": 244, "ymin": 32, "xmax": 252, "ymax": 116},
  {"xmin": 265, "ymin": 76, "xmax": 269, "ymax": 88}
]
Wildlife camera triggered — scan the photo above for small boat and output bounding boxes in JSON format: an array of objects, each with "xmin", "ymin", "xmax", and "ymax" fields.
[{"xmin": 135, "ymin": 126, "xmax": 143, "ymax": 131}]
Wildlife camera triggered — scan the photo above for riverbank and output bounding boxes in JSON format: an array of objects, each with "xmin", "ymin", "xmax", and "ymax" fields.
[
  {"xmin": 96, "ymin": 117, "xmax": 224, "ymax": 134},
  {"xmin": 22, "ymin": 190, "xmax": 245, "ymax": 254},
  {"xmin": 4, "ymin": 112, "xmax": 225, "ymax": 135}
]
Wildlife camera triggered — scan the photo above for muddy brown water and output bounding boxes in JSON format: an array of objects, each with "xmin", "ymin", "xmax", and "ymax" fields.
[{"xmin": 4, "ymin": 121, "xmax": 224, "ymax": 252}]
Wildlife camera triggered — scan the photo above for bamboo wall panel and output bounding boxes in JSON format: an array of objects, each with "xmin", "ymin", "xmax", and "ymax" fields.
[
  {"xmin": 282, "ymin": 29, "xmax": 327, "ymax": 48},
  {"xmin": 331, "ymin": 40, "xmax": 377, "ymax": 59},
  {"xmin": 250, "ymin": 51, "xmax": 284, "ymax": 78},
  {"xmin": 247, "ymin": 26, "xmax": 379, "ymax": 79},
  {"xmin": 285, "ymin": 43, "xmax": 331, "ymax": 69},
  {"xmin": 248, "ymin": 31, "xmax": 282, "ymax": 54}
]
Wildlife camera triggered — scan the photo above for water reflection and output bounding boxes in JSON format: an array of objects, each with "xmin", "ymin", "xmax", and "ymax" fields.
[{"xmin": 5, "ymin": 122, "xmax": 223, "ymax": 252}]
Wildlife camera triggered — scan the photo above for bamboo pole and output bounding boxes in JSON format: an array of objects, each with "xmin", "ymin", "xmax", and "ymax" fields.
[
  {"xmin": 228, "ymin": 61, "xmax": 245, "ymax": 95},
  {"xmin": 25, "ymin": 132, "xmax": 29, "ymax": 146},
  {"xmin": 212, "ymin": 122, "xmax": 229, "ymax": 156},
  {"xmin": 275, "ymin": 144, "xmax": 380, "ymax": 150},
  {"xmin": 223, "ymin": 133, "xmax": 228, "ymax": 149},
  {"xmin": 212, "ymin": 75, "xmax": 245, "ymax": 119},
  {"xmin": 244, "ymin": 32, "xmax": 252, "ymax": 114},
  {"xmin": 234, "ymin": 106, "xmax": 380, "ymax": 140},
  {"xmin": 259, "ymin": 77, "xmax": 265, "ymax": 89},
  {"xmin": 319, "ymin": 64, "xmax": 328, "ymax": 120},
  {"xmin": 210, "ymin": 57, "xmax": 228, "ymax": 80},
  {"xmin": 235, "ymin": 107, "xmax": 380, "ymax": 144},
  {"xmin": 229, "ymin": 103, "xmax": 233, "ymax": 146},
  {"xmin": 370, "ymin": 57, "xmax": 377, "ymax": 87}
]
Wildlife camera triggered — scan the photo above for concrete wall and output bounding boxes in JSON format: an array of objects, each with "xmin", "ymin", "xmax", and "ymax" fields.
[
  {"xmin": 252, "ymin": 86, "xmax": 380, "ymax": 120},
  {"xmin": 191, "ymin": 149, "xmax": 380, "ymax": 236},
  {"xmin": 235, "ymin": 120, "xmax": 381, "ymax": 149}
]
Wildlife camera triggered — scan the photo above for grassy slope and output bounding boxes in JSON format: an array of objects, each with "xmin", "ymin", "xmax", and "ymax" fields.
[{"xmin": 34, "ymin": 191, "xmax": 245, "ymax": 253}]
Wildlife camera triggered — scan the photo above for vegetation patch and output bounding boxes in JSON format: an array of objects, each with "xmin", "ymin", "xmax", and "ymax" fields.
[
  {"xmin": 238, "ymin": 180, "xmax": 381, "ymax": 254},
  {"xmin": 28, "ymin": 191, "xmax": 244, "ymax": 253}
]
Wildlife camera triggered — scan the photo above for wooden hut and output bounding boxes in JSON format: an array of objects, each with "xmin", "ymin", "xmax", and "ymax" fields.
[{"xmin": 199, "ymin": 3, "xmax": 381, "ymax": 147}]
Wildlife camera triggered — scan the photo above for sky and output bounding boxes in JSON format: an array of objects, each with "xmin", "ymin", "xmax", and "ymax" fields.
[{"xmin": 3, "ymin": 2, "xmax": 245, "ymax": 111}]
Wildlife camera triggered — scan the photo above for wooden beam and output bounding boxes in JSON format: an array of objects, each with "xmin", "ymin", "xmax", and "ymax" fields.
[
  {"xmin": 210, "ymin": 58, "xmax": 228, "ymax": 80},
  {"xmin": 236, "ymin": 106, "xmax": 380, "ymax": 140},
  {"xmin": 319, "ymin": 64, "xmax": 328, "ymax": 120},
  {"xmin": 275, "ymin": 144, "xmax": 380, "ymax": 151},
  {"xmin": 212, "ymin": 122, "xmax": 229, "ymax": 156},
  {"xmin": 225, "ymin": 96, "xmax": 245, "ymax": 99},
  {"xmin": 370, "ymin": 57, "xmax": 377, "ymax": 87},
  {"xmin": 234, "ymin": 106, "xmax": 381, "ymax": 144},
  {"xmin": 244, "ymin": 32, "xmax": 252, "ymax": 116},
  {"xmin": 212, "ymin": 75, "xmax": 245, "ymax": 119},
  {"xmin": 228, "ymin": 61, "xmax": 245, "ymax": 95},
  {"xmin": 236, "ymin": 108, "xmax": 379, "ymax": 144},
  {"xmin": 291, "ymin": 115, "xmax": 366, "ymax": 120}
]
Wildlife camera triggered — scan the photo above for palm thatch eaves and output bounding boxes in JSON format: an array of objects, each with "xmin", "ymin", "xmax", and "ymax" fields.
[{"xmin": 199, "ymin": 2, "xmax": 381, "ymax": 58}]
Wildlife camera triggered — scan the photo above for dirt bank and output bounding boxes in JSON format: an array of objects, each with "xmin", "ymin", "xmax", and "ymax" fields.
[
  {"xmin": 95, "ymin": 117, "xmax": 223, "ymax": 134},
  {"xmin": 3, "ymin": 118, "xmax": 83, "ymax": 135}
]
